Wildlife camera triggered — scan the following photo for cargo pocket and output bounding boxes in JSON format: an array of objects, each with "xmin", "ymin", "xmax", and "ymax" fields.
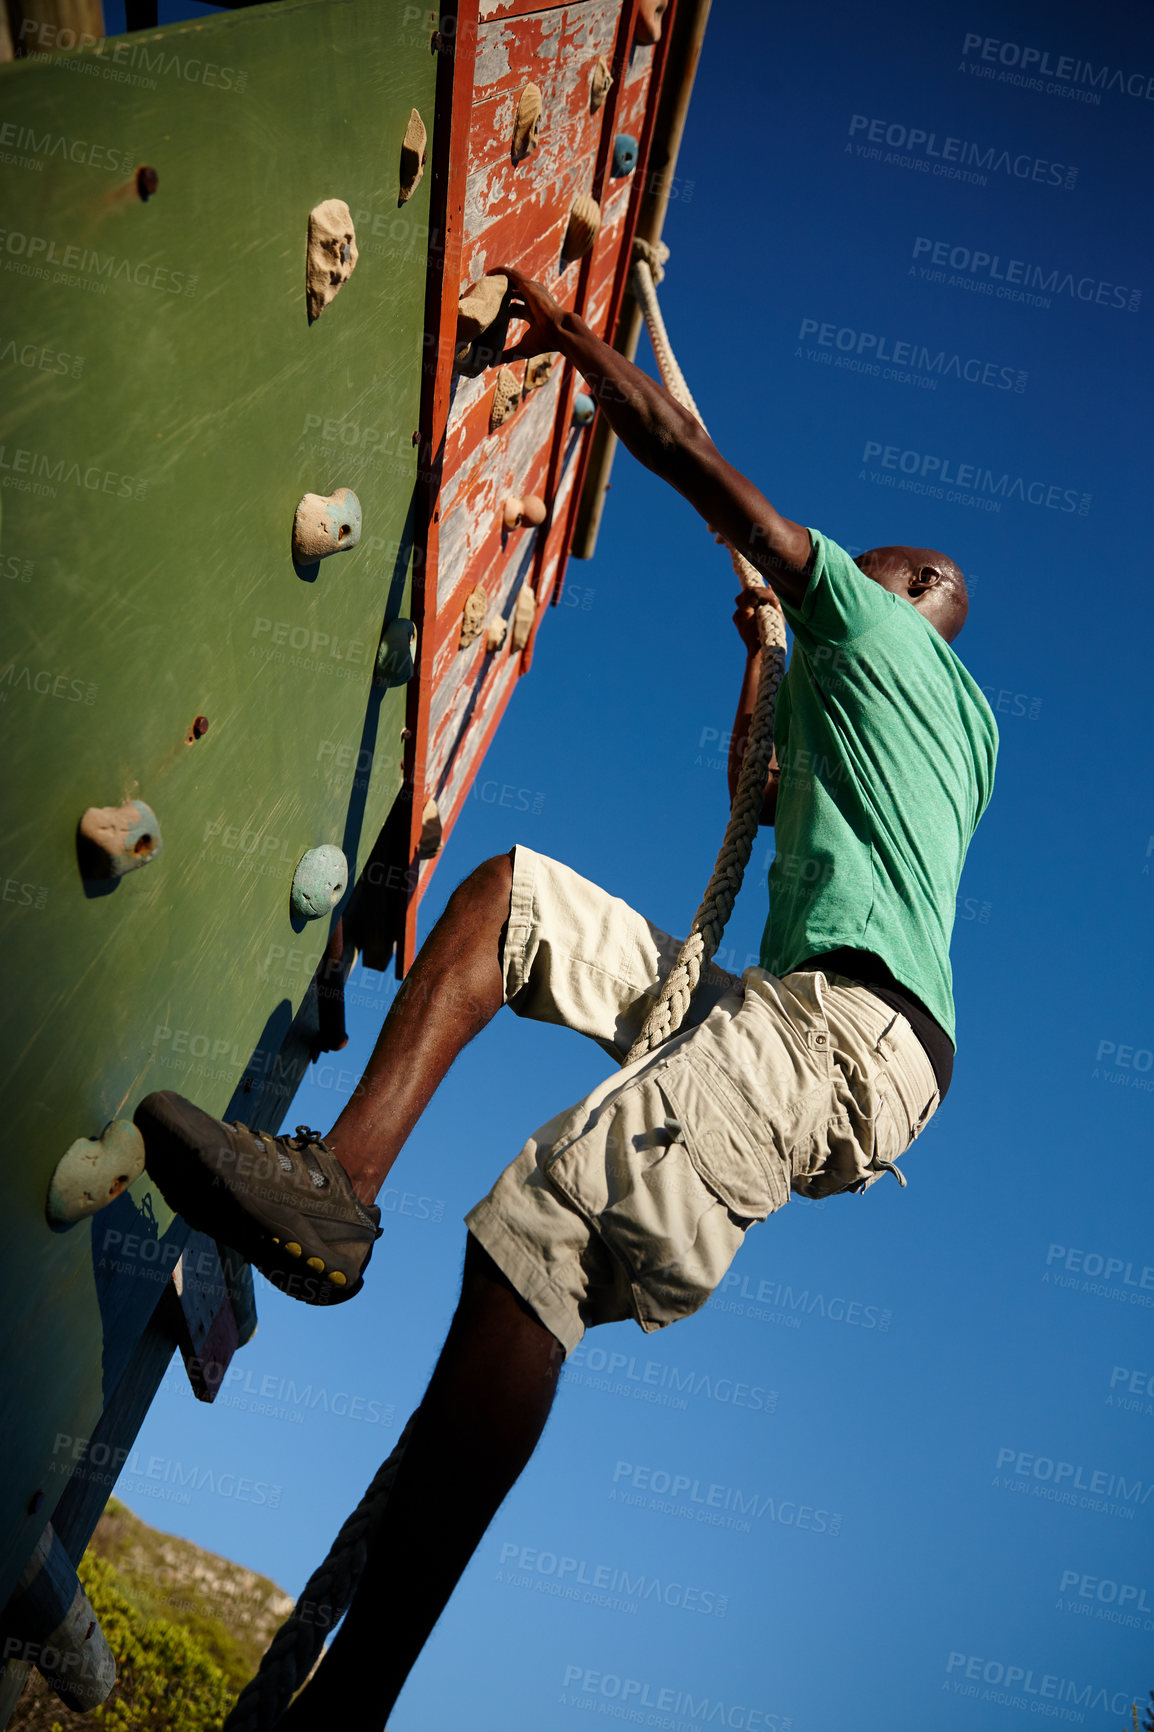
[{"xmin": 657, "ymin": 1050, "xmax": 789, "ymax": 1221}]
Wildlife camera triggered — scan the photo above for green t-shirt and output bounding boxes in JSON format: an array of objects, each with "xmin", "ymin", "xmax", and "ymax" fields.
[{"xmin": 760, "ymin": 529, "xmax": 998, "ymax": 1043}]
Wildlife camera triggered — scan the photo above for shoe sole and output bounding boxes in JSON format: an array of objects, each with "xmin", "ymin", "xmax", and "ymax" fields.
[{"xmin": 134, "ymin": 1093, "xmax": 368, "ymax": 1306}]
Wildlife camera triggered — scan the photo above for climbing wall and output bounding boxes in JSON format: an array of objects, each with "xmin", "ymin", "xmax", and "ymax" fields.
[
  {"xmin": 0, "ymin": 0, "xmax": 436, "ymax": 1612},
  {"xmin": 399, "ymin": 0, "xmax": 677, "ymax": 966}
]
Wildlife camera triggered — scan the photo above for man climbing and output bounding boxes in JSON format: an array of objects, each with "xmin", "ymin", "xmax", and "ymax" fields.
[{"xmin": 136, "ymin": 267, "xmax": 996, "ymax": 1727}]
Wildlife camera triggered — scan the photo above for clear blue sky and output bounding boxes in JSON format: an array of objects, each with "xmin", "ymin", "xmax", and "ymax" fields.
[{"xmin": 110, "ymin": 0, "xmax": 1154, "ymax": 1727}]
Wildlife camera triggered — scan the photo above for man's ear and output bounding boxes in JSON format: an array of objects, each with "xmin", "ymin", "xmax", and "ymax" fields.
[{"xmin": 908, "ymin": 564, "xmax": 942, "ymax": 598}]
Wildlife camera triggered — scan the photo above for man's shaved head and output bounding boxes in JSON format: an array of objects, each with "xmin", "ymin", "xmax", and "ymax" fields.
[{"xmin": 856, "ymin": 546, "xmax": 969, "ymax": 642}]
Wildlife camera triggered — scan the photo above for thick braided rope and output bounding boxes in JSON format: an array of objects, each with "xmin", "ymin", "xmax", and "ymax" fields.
[
  {"xmin": 222, "ymin": 1410, "xmax": 419, "ymax": 1732},
  {"xmin": 625, "ymin": 246, "xmax": 787, "ymax": 1066}
]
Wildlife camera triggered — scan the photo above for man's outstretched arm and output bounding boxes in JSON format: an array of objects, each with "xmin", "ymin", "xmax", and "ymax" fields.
[{"xmin": 497, "ymin": 269, "xmax": 813, "ymax": 604}]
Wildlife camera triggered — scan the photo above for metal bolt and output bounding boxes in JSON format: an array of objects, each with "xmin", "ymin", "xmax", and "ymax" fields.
[
  {"xmin": 136, "ymin": 165, "xmax": 159, "ymax": 201},
  {"xmin": 28, "ymin": 1490, "xmax": 43, "ymax": 1515},
  {"xmin": 191, "ymin": 715, "xmax": 209, "ymax": 739},
  {"xmin": 400, "ymin": 728, "xmax": 412, "ymax": 740},
  {"xmin": 411, "ymin": 430, "xmax": 420, "ymax": 446}
]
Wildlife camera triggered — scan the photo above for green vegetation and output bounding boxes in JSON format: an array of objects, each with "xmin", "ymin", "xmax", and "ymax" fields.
[{"xmin": 8, "ymin": 1499, "xmax": 292, "ymax": 1731}]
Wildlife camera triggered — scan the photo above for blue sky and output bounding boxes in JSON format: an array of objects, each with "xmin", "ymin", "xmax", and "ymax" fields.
[{"xmin": 111, "ymin": 1, "xmax": 1154, "ymax": 1727}]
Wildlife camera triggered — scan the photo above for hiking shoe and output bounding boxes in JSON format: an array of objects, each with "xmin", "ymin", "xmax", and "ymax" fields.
[{"xmin": 134, "ymin": 1091, "xmax": 381, "ymax": 1305}]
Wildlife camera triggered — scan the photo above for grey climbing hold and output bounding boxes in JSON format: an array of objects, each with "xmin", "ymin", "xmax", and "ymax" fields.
[
  {"xmin": 374, "ymin": 617, "xmax": 417, "ymax": 687},
  {"xmin": 572, "ymin": 391, "xmax": 595, "ymax": 426},
  {"xmin": 47, "ymin": 1120, "xmax": 146, "ymax": 1227},
  {"xmin": 292, "ymin": 487, "xmax": 362, "ymax": 562},
  {"xmin": 399, "ymin": 108, "xmax": 427, "ymax": 203},
  {"xmin": 305, "ymin": 199, "xmax": 359, "ymax": 323},
  {"xmin": 612, "ymin": 133, "xmax": 638, "ymax": 177},
  {"xmin": 291, "ymin": 845, "xmax": 348, "ymax": 919},
  {"xmin": 78, "ymin": 800, "xmax": 162, "ymax": 879}
]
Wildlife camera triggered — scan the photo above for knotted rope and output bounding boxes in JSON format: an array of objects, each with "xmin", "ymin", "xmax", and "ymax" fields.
[
  {"xmin": 624, "ymin": 240, "xmax": 787, "ymax": 1064},
  {"xmin": 225, "ymin": 242, "xmax": 787, "ymax": 1730},
  {"xmin": 222, "ymin": 1411, "xmax": 419, "ymax": 1731}
]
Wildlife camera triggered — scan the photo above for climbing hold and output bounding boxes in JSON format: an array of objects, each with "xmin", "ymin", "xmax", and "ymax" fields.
[
  {"xmin": 612, "ymin": 133, "xmax": 638, "ymax": 177},
  {"xmin": 292, "ymin": 487, "xmax": 362, "ymax": 562},
  {"xmin": 455, "ymin": 273, "xmax": 510, "ymax": 376},
  {"xmin": 572, "ymin": 391, "xmax": 595, "ymax": 426},
  {"xmin": 458, "ymin": 584, "xmax": 489, "ymax": 649},
  {"xmin": 562, "ymin": 193, "xmax": 601, "ymax": 264},
  {"xmin": 502, "ymin": 495, "xmax": 547, "ymax": 530},
  {"xmin": 135, "ymin": 165, "xmax": 159, "ymax": 201},
  {"xmin": 187, "ymin": 714, "xmax": 210, "ymax": 742},
  {"xmin": 489, "ymin": 365, "xmax": 522, "ymax": 432},
  {"xmin": 485, "ymin": 618, "xmax": 508, "ymax": 653},
  {"xmin": 399, "ymin": 108, "xmax": 427, "ymax": 203},
  {"xmin": 291, "ymin": 845, "xmax": 348, "ymax": 919},
  {"xmin": 512, "ymin": 83, "xmax": 543, "ymax": 161},
  {"xmin": 511, "ymin": 584, "xmax": 536, "ymax": 650},
  {"xmin": 374, "ymin": 617, "xmax": 417, "ymax": 687},
  {"xmin": 305, "ymin": 198, "xmax": 359, "ymax": 323},
  {"xmin": 419, "ymin": 797, "xmax": 442, "ymax": 859},
  {"xmin": 590, "ymin": 55, "xmax": 613, "ymax": 111},
  {"xmin": 46, "ymin": 1120, "xmax": 147, "ymax": 1227},
  {"xmin": 77, "ymin": 800, "xmax": 162, "ymax": 879},
  {"xmin": 635, "ymin": 0, "xmax": 668, "ymax": 44},
  {"xmin": 523, "ymin": 352, "xmax": 557, "ymax": 394}
]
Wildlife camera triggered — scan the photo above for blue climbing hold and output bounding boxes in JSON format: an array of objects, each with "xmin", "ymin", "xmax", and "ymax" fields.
[
  {"xmin": 572, "ymin": 392, "xmax": 595, "ymax": 426},
  {"xmin": 612, "ymin": 133, "xmax": 638, "ymax": 177},
  {"xmin": 291, "ymin": 845, "xmax": 348, "ymax": 919}
]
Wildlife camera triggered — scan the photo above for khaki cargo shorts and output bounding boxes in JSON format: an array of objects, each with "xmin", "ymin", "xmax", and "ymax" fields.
[{"xmin": 466, "ymin": 845, "xmax": 940, "ymax": 1354}]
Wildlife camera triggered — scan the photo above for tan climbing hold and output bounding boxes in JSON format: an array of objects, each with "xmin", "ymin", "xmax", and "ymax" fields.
[
  {"xmin": 489, "ymin": 365, "xmax": 522, "ymax": 432},
  {"xmin": 512, "ymin": 83, "xmax": 542, "ymax": 162},
  {"xmin": 635, "ymin": 0, "xmax": 668, "ymax": 44},
  {"xmin": 305, "ymin": 198, "xmax": 358, "ymax": 323},
  {"xmin": 419, "ymin": 796, "xmax": 442, "ymax": 859},
  {"xmin": 503, "ymin": 495, "xmax": 547, "ymax": 530},
  {"xmin": 562, "ymin": 193, "xmax": 601, "ymax": 264},
  {"xmin": 590, "ymin": 56, "xmax": 613, "ymax": 111},
  {"xmin": 46, "ymin": 1120, "xmax": 146, "ymax": 1227},
  {"xmin": 399, "ymin": 108, "xmax": 427, "ymax": 203},
  {"xmin": 524, "ymin": 352, "xmax": 557, "ymax": 394},
  {"xmin": 485, "ymin": 618, "xmax": 508, "ymax": 653},
  {"xmin": 511, "ymin": 584, "xmax": 537, "ymax": 650},
  {"xmin": 459, "ymin": 583, "xmax": 489, "ymax": 649},
  {"xmin": 456, "ymin": 273, "xmax": 510, "ymax": 374}
]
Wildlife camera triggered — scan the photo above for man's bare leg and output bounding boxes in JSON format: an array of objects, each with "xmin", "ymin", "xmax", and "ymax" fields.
[
  {"xmin": 328, "ymin": 851, "xmax": 515, "ymax": 1204},
  {"xmin": 277, "ymin": 1233, "xmax": 565, "ymax": 1730}
]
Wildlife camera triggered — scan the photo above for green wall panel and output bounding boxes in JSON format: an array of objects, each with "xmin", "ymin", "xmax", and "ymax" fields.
[{"xmin": 0, "ymin": 0, "xmax": 436, "ymax": 1604}]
